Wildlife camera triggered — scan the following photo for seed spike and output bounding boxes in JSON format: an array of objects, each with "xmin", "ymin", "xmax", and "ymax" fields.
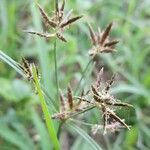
[
  {"xmin": 60, "ymin": 0, "xmax": 65, "ymax": 12},
  {"xmin": 37, "ymin": 3, "xmax": 57, "ymax": 28},
  {"xmin": 22, "ymin": 57, "xmax": 29, "ymax": 70},
  {"xmin": 100, "ymin": 48, "xmax": 116, "ymax": 53},
  {"xmin": 25, "ymin": 31, "xmax": 55, "ymax": 39},
  {"xmin": 105, "ymin": 101, "xmax": 133, "ymax": 108},
  {"xmin": 67, "ymin": 85, "xmax": 73, "ymax": 109},
  {"xmin": 60, "ymin": 15, "xmax": 83, "ymax": 28},
  {"xmin": 21, "ymin": 58, "xmax": 32, "ymax": 80},
  {"xmin": 104, "ymin": 74, "xmax": 115, "ymax": 94},
  {"xmin": 55, "ymin": 0, "xmax": 59, "ymax": 15},
  {"xmin": 91, "ymin": 85, "xmax": 102, "ymax": 102},
  {"xmin": 88, "ymin": 23, "xmax": 97, "ymax": 46},
  {"xmin": 56, "ymin": 33, "xmax": 67, "ymax": 42},
  {"xmin": 100, "ymin": 22, "xmax": 113, "ymax": 45},
  {"xmin": 104, "ymin": 40, "xmax": 119, "ymax": 47}
]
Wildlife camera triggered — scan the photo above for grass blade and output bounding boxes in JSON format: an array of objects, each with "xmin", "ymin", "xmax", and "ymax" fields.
[
  {"xmin": 32, "ymin": 64, "xmax": 60, "ymax": 150},
  {"xmin": 0, "ymin": 50, "xmax": 25, "ymax": 77},
  {"xmin": 0, "ymin": 124, "xmax": 30, "ymax": 150}
]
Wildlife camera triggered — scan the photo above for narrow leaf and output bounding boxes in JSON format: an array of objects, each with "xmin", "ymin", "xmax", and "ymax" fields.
[{"xmin": 68, "ymin": 123, "xmax": 102, "ymax": 150}]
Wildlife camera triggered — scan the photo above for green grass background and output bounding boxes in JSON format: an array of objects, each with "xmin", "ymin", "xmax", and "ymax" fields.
[{"xmin": 0, "ymin": 0, "xmax": 150, "ymax": 149}]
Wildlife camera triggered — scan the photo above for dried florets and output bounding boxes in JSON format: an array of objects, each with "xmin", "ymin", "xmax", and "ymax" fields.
[
  {"xmin": 26, "ymin": 0, "xmax": 82, "ymax": 42},
  {"xmin": 19, "ymin": 58, "xmax": 40, "ymax": 81},
  {"xmin": 51, "ymin": 86, "xmax": 84, "ymax": 120},
  {"xmin": 75, "ymin": 68, "xmax": 133, "ymax": 134},
  {"xmin": 88, "ymin": 22, "xmax": 119, "ymax": 56}
]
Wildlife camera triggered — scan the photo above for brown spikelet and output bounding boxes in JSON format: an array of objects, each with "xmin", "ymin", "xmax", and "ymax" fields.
[
  {"xmin": 91, "ymin": 85, "xmax": 102, "ymax": 102},
  {"xmin": 67, "ymin": 86, "xmax": 73, "ymax": 109},
  {"xmin": 37, "ymin": 4, "xmax": 57, "ymax": 28},
  {"xmin": 104, "ymin": 40, "xmax": 119, "ymax": 47},
  {"xmin": 55, "ymin": 0, "xmax": 59, "ymax": 16},
  {"xmin": 56, "ymin": 33, "xmax": 67, "ymax": 42},
  {"xmin": 100, "ymin": 48, "xmax": 116, "ymax": 53},
  {"xmin": 95, "ymin": 67, "xmax": 104, "ymax": 88},
  {"xmin": 100, "ymin": 22, "xmax": 113, "ymax": 45},
  {"xmin": 21, "ymin": 58, "xmax": 32, "ymax": 80},
  {"xmin": 60, "ymin": 15, "xmax": 83, "ymax": 28},
  {"xmin": 61, "ymin": 0, "xmax": 65, "ymax": 12},
  {"xmin": 106, "ymin": 101, "xmax": 133, "ymax": 108},
  {"xmin": 26, "ymin": 31, "xmax": 55, "ymax": 38},
  {"xmin": 88, "ymin": 24, "xmax": 97, "ymax": 46},
  {"xmin": 59, "ymin": 90, "xmax": 66, "ymax": 112},
  {"xmin": 104, "ymin": 74, "xmax": 115, "ymax": 93},
  {"xmin": 22, "ymin": 58, "xmax": 29, "ymax": 70}
]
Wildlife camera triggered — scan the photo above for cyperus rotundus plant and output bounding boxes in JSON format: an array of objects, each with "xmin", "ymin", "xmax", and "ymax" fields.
[{"xmin": 0, "ymin": 0, "xmax": 134, "ymax": 149}]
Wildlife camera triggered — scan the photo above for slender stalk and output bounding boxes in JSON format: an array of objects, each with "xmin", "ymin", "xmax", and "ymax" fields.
[
  {"xmin": 74, "ymin": 57, "xmax": 93, "ymax": 94},
  {"xmin": 32, "ymin": 64, "xmax": 60, "ymax": 150},
  {"xmin": 54, "ymin": 38, "xmax": 59, "ymax": 102}
]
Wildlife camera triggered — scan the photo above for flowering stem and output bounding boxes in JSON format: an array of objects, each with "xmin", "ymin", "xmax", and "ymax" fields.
[
  {"xmin": 54, "ymin": 38, "xmax": 59, "ymax": 102},
  {"xmin": 74, "ymin": 57, "xmax": 93, "ymax": 94}
]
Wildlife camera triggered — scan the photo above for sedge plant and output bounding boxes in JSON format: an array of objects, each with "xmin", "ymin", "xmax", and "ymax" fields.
[{"xmin": 0, "ymin": 0, "xmax": 134, "ymax": 149}]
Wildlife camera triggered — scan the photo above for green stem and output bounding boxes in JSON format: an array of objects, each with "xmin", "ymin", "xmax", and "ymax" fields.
[
  {"xmin": 74, "ymin": 57, "xmax": 93, "ymax": 94},
  {"xmin": 32, "ymin": 64, "xmax": 60, "ymax": 150},
  {"xmin": 54, "ymin": 39, "xmax": 59, "ymax": 102}
]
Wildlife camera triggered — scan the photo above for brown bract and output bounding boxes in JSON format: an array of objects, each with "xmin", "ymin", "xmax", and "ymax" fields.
[
  {"xmin": 26, "ymin": 0, "xmax": 82, "ymax": 42},
  {"xmin": 75, "ymin": 68, "xmax": 133, "ymax": 134},
  {"xmin": 88, "ymin": 22, "xmax": 119, "ymax": 56}
]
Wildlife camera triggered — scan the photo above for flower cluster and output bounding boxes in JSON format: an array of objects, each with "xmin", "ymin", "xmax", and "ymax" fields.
[
  {"xmin": 88, "ymin": 22, "xmax": 119, "ymax": 56},
  {"xmin": 26, "ymin": 0, "xmax": 82, "ymax": 42},
  {"xmin": 24, "ymin": 0, "xmax": 133, "ymax": 134}
]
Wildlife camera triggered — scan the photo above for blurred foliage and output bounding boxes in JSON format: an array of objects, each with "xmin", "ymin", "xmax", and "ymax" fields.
[{"xmin": 0, "ymin": 0, "xmax": 150, "ymax": 149}]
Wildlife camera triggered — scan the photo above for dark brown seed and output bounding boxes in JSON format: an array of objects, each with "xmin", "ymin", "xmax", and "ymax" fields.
[
  {"xmin": 100, "ymin": 22, "xmax": 113, "ymax": 45},
  {"xmin": 37, "ymin": 4, "xmax": 57, "ymax": 28},
  {"xmin": 67, "ymin": 86, "xmax": 73, "ymax": 109},
  {"xmin": 88, "ymin": 24, "xmax": 97, "ymax": 46},
  {"xmin": 104, "ymin": 40, "xmax": 119, "ymax": 47},
  {"xmin": 60, "ymin": 15, "xmax": 83, "ymax": 28}
]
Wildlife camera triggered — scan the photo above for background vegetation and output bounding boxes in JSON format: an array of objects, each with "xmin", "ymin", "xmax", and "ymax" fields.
[{"xmin": 0, "ymin": 0, "xmax": 150, "ymax": 149}]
